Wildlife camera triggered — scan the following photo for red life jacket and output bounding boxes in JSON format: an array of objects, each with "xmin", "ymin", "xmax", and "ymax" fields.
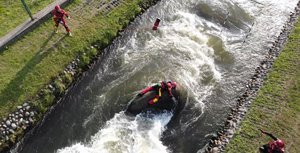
[
  {"xmin": 52, "ymin": 9, "xmax": 68, "ymax": 19},
  {"xmin": 268, "ymin": 140, "xmax": 285, "ymax": 153},
  {"xmin": 152, "ymin": 18, "xmax": 161, "ymax": 30}
]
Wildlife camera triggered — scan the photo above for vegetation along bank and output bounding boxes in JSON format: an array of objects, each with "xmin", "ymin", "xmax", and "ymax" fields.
[
  {"xmin": 204, "ymin": 2, "xmax": 300, "ymax": 153},
  {"xmin": 0, "ymin": 0, "xmax": 160, "ymax": 151}
]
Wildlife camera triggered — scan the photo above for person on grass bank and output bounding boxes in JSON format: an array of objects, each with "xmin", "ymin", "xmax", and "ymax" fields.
[
  {"xmin": 259, "ymin": 129, "xmax": 285, "ymax": 153},
  {"xmin": 51, "ymin": 5, "xmax": 72, "ymax": 36}
]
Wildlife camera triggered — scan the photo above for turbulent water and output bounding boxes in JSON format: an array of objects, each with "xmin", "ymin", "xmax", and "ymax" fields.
[{"xmin": 13, "ymin": 0, "xmax": 298, "ymax": 153}]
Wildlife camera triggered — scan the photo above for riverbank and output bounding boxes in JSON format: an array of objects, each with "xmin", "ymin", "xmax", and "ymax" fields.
[
  {"xmin": 206, "ymin": 2, "xmax": 300, "ymax": 153},
  {"xmin": 0, "ymin": 0, "xmax": 160, "ymax": 151},
  {"xmin": 225, "ymin": 16, "xmax": 300, "ymax": 153},
  {"xmin": 204, "ymin": 2, "xmax": 300, "ymax": 153}
]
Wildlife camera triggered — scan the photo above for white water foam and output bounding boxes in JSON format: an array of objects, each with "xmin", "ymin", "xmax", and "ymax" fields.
[
  {"xmin": 57, "ymin": 112, "xmax": 173, "ymax": 153},
  {"xmin": 121, "ymin": 10, "xmax": 223, "ymax": 110}
]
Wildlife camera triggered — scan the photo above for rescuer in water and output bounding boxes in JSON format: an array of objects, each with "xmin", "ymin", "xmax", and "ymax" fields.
[
  {"xmin": 152, "ymin": 18, "xmax": 161, "ymax": 30},
  {"xmin": 51, "ymin": 5, "xmax": 72, "ymax": 36},
  {"xmin": 138, "ymin": 81, "xmax": 177, "ymax": 105},
  {"xmin": 259, "ymin": 129, "xmax": 285, "ymax": 153}
]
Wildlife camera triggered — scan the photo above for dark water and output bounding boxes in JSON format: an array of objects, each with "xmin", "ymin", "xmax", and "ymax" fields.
[{"xmin": 12, "ymin": 0, "xmax": 297, "ymax": 153}]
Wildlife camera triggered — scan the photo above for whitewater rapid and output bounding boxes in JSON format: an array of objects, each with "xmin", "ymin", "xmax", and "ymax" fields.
[
  {"xmin": 13, "ymin": 0, "xmax": 299, "ymax": 153},
  {"xmin": 57, "ymin": 112, "xmax": 173, "ymax": 153}
]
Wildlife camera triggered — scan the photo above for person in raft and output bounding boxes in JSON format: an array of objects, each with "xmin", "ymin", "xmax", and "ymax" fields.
[
  {"xmin": 259, "ymin": 129, "xmax": 285, "ymax": 153},
  {"xmin": 51, "ymin": 5, "xmax": 72, "ymax": 36},
  {"xmin": 138, "ymin": 81, "xmax": 177, "ymax": 105}
]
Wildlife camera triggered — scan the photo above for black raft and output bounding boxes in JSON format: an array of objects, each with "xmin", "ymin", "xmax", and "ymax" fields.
[{"xmin": 125, "ymin": 87, "xmax": 181, "ymax": 116}]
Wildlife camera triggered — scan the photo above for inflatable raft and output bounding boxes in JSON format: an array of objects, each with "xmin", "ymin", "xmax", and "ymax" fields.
[{"xmin": 125, "ymin": 86, "xmax": 181, "ymax": 116}]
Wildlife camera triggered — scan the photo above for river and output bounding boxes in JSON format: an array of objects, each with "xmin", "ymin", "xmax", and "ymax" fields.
[{"xmin": 12, "ymin": 0, "xmax": 298, "ymax": 153}]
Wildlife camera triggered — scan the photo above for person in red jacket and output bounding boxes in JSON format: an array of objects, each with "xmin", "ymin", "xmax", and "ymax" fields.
[
  {"xmin": 51, "ymin": 5, "xmax": 72, "ymax": 36},
  {"xmin": 259, "ymin": 129, "xmax": 285, "ymax": 153},
  {"xmin": 138, "ymin": 81, "xmax": 177, "ymax": 105},
  {"xmin": 152, "ymin": 18, "xmax": 161, "ymax": 30}
]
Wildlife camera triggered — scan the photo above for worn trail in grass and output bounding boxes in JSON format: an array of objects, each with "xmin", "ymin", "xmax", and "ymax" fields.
[{"xmin": 225, "ymin": 19, "xmax": 300, "ymax": 153}]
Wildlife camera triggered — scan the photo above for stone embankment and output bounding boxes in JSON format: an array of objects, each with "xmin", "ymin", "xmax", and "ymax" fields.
[
  {"xmin": 0, "ymin": 103, "xmax": 36, "ymax": 143},
  {"xmin": 0, "ymin": 57, "xmax": 80, "ymax": 151},
  {"xmin": 204, "ymin": 1, "xmax": 300, "ymax": 153}
]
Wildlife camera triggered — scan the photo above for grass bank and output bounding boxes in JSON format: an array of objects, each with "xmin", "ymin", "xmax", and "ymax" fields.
[
  {"xmin": 0, "ymin": 0, "xmax": 158, "ymax": 150},
  {"xmin": 225, "ymin": 19, "xmax": 300, "ymax": 153},
  {"xmin": 0, "ymin": 0, "xmax": 56, "ymax": 37},
  {"xmin": 0, "ymin": 0, "xmax": 145, "ymax": 118}
]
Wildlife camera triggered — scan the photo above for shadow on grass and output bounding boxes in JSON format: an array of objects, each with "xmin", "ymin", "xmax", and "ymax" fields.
[{"xmin": 0, "ymin": 32, "xmax": 68, "ymax": 110}]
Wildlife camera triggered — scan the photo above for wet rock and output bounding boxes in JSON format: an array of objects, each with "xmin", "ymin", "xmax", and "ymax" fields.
[
  {"xmin": 19, "ymin": 118, "xmax": 23, "ymax": 123},
  {"xmin": 238, "ymin": 108, "xmax": 246, "ymax": 112},
  {"xmin": 222, "ymin": 138, "xmax": 229, "ymax": 144},
  {"xmin": 214, "ymin": 140, "xmax": 221, "ymax": 145},
  {"xmin": 217, "ymin": 131, "xmax": 223, "ymax": 136},
  {"xmin": 211, "ymin": 147, "xmax": 219, "ymax": 153},
  {"xmin": 22, "ymin": 102, "xmax": 29, "ymax": 107},
  {"xmin": 231, "ymin": 108, "xmax": 237, "ymax": 112},
  {"xmin": 225, "ymin": 120, "xmax": 232, "ymax": 126},
  {"xmin": 11, "ymin": 123, "xmax": 17, "ymax": 130},
  {"xmin": 5, "ymin": 120, "xmax": 11, "ymax": 126},
  {"xmin": 25, "ymin": 105, "xmax": 31, "ymax": 110},
  {"xmin": 206, "ymin": 147, "xmax": 211, "ymax": 152},
  {"xmin": 29, "ymin": 118, "xmax": 34, "ymax": 123},
  {"xmin": 9, "ymin": 129, "xmax": 15, "ymax": 134},
  {"xmin": 226, "ymin": 129, "xmax": 234, "ymax": 135},
  {"xmin": 49, "ymin": 84, "xmax": 54, "ymax": 89},
  {"xmin": 231, "ymin": 121, "xmax": 237, "ymax": 128},
  {"xmin": 30, "ymin": 111, "xmax": 35, "ymax": 117}
]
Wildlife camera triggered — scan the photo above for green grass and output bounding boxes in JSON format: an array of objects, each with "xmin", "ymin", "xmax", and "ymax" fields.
[
  {"xmin": 0, "ymin": 0, "xmax": 151, "ymax": 149},
  {"xmin": 0, "ymin": 0, "xmax": 156, "ymax": 150},
  {"xmin": 0, "ymin": 0, "xmax": 145, "ymax": 118},
  {"xmin": 0, "ymin": 0, "xmax": 56, "ymax": 37},
  {"xmin": 225, "ymin": 19, "xmax": 300, "ymax": 153}
]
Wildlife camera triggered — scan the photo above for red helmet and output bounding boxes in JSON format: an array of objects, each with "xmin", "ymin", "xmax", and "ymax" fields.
[
  {"xmin": 55, "ymin": 5, "xmax": 61, "ymax": 11},
  {"xmin": 167, "ymin": 82, "xmax": 172, "ymax": 88},
  {"xmin": 172, "ymin": 81, "xmax": 177, "ymax": 88},
  {"xmin": 275, "ymin": 140, "xmax": 285, "ymax": 150},
  {"xmin": 167, "ymin": 81, "xmax": 177, "ymax": 88}
]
